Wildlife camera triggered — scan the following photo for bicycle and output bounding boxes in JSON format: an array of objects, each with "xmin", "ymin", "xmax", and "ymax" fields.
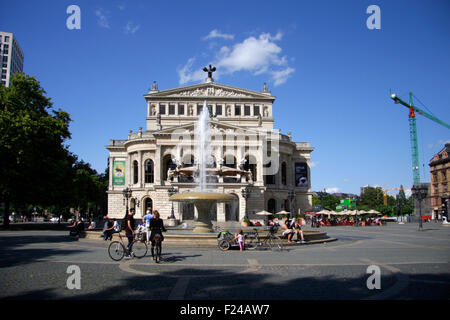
[
  {"xmin": 245, "ymin": 226, "xmax": 283, "ymax": 251},
  {"xmin": 152, "ymin": 232, "xmax": 163, "ymax": 263},
  {"xmin": 215, "ymin": 226, "xmax": 237, "ymax": 251},
  {"xmin": 107, "ymin": 232, "xmax": 148, "ymax": 261}
]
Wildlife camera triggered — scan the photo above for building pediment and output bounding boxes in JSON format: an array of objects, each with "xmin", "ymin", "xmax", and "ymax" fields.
[{"xmin": 145, "ymin": 82, "xmax": 274, "ymax": 101}]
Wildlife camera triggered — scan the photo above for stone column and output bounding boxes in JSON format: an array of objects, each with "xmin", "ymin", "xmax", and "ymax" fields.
[
  {"xmin": 155, "ymin": 146, "xmax": 162, "ymax": 184},
  {"xmin": 109, "ymin": 157, "xmax": 113, "ymax": 190},
  {"xmin": 139, "ymin": 151, "xmax": 143, "ymax": 188},
  {"xmin": 127, "ymin": 153, "xmax": 132, "ymax": 186}
]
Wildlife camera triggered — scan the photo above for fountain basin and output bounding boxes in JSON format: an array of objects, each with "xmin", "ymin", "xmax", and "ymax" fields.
[{"xmin": 169, "ymin": 192, "xmax": 235, "ymax": 233}]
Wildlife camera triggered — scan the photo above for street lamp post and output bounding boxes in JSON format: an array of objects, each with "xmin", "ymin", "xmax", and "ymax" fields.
[
  {"xmin": 122, "ymin": 187, "xmax": 132, "ymax": 215},
  {"xmin": 241, "ymin": 187, "xmax": 250, "ymax": 219},
  {"xmin": 411, "ymin": 183, "xmax": 428, "ymax": 231},
  {"xmin": 168, "ymin": 186, "xmax": 177, "ymax": 219}
]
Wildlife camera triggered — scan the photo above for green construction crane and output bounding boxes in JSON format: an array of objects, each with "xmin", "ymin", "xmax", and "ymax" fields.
[{"xmin": 390, "ymin": 92, "xmax": 450, "ymax": 184}]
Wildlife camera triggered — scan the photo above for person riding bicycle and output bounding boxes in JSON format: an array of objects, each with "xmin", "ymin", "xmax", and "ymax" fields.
[
  {"xmin": 149, "ymin": 210, "xmax": 166, "ymax": 261},
  {"xmin": 124, "ymin": 208, "xmax": 136, "ymax": 258}
]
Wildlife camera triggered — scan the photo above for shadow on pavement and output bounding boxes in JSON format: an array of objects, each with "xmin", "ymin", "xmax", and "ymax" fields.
[{"xmin": 0, "ymin": 234, "xmax": 88, "ymax": 268}]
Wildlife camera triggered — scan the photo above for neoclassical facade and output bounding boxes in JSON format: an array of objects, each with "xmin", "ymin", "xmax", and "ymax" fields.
[{"xmin": 106, "ymin": 76, "xmax": 314, "ymax": 222}]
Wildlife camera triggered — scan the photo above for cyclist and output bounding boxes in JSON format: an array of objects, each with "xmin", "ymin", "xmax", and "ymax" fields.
[
  {"xmin": 149, "ymin": 210, "xmax": 166, "ymax": 260},
  {"xmin": 124, "ymin": 208, "xmax": 136, "ymax": 258}
]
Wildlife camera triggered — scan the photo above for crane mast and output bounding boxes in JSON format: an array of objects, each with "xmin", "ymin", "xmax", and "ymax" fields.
[{"xmin": 390, "ymin": 92, "xmax": 450, "ymax": 185}]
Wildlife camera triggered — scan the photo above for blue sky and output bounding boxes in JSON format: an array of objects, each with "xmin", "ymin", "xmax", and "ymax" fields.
[{"xmin": 1, "ymin": 0, "xmax": 449, "ymax": 196}]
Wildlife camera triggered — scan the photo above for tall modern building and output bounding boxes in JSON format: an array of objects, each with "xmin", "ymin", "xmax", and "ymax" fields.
[{"xmin": 0, "ymin": 31, "xmax": 24, "ymax": 87}]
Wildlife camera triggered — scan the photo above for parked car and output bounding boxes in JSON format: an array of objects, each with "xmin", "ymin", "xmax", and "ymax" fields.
[{"xmin": 49, "ymin": 217, "xmax": 59, "ymax": 223}]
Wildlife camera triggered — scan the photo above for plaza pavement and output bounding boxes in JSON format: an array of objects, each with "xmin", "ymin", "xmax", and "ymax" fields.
[{"xmin": 0, "ymin": 222, "xmax": 449, "ymax": 300}]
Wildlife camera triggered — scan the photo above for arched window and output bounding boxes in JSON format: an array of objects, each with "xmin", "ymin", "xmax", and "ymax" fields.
[
  {"xmin": 144, "ymin": 198, "xmax": 153, "ymax": 215},
  {"xmin": 281, "ymin": 162, "xmax": 287, "ymax": 185},
  {"xmin": 133, "ymin": 160, "xmax": 138, "ymax": 184},
  {"xmin": 225, "ymin": 193, "xmax": 240, "ymax": 221},
  {"xmin": 224, "ymin": 155, "xmax": 236, "ymax": 168},
  {"xmin": 244, "ymin": 155, "xmax": 257, "ymax": 182},
  {"xmin": 144, "ymin": 159, "xmax": 154, "ymax": 183},
  {"xmin": 224, "ymin": 155, "xmax": 238, "ymax": 183},
  {"xmin": 164, "ymin": 156, "xmax": 177, "ymax": 180},
  {"xmin": 264, "ymin": 161, "xmax": 275, "ymax": 185}
]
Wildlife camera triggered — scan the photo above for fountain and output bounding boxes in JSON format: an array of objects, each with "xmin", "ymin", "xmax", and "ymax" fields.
[{"xmin": 169, "ymin": 101, "xmax": 234, "ymax": 233}]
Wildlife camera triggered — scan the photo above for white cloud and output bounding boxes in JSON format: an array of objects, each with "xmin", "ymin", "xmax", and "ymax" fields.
[
  {"xmin": 203, "ymin": 29, "xmax": 234, "ymax": 40},
  {"xmin": 343, "ymin": 178, "xmax": 350, "ymax": 182},
  {"xmin": 179, "ymin": 31, "xmax": 294, "ymax": 86},
  {"xmin": 310, "ymin": 161, "xmax": 319, "ymax": 168},
  {"xmin": 124, "ymin": 21, "xmax": 140, "ymax": 34},
  {"xmin": 178, "ymin": 58, "xmax": 206, "ymax": 85},
  {"xmin": 118, "ymin": 4, "xmax": 126, "ymax": 11},
  {"xmin": 325, "ymin": 187, "xmax": 340, "ymax": 193},
  {"xmin": 271, "ymin": 67, "xmax": 295, "ymax": 86},
  {"xmin": 95, "ymin": 8, "xmax": 110, "ymax": 29}
]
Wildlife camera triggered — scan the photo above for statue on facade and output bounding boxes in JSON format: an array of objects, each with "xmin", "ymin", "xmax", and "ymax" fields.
[
  {"xmin": 203, "ymin": 64, "xmax": 216, "ymax": 79},
  {"xmin": 167, "ymin": 168, "xmax": 175, "ymax": 181},
  {"xmin": 257, "ymin": 113, "xmax": 262, "ymax": 126}
]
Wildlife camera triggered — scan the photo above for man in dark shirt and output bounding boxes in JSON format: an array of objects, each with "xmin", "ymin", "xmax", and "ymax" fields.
[{"xmin": 125, "ymin": 209, "xmax": 136, "ymax": 258}]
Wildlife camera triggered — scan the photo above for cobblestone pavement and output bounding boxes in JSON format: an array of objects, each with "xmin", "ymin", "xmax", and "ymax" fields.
[{"xmin": 0, "ymin": 223, "xmax": 449, "ymax": 300}]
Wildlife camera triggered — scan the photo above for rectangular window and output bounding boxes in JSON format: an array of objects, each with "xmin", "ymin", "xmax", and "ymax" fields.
[
  {"xmin": 244, "ymin": 105, "xmax": 251, "ymax": 116},
  {"xmin": 4, "ymin": 36, "xmax": 9, "ymax": 42},
  {"xmin": 169, "ymin": 104, "xmax": 175, "ymax": 115},
  {"xmin": 235, "ymin": 105, "xmax": 241, "ymax": 116},
  {"xmin": 254, "ymin": 105, "xmax": 260, "ymax": 116},
  {"xmin": 197, "ymin": 104, "xmax": 203, "ymax": 114},
  {"xmin": 159, "ymin": 104, "xmax": 166, "ymax": 115},
  {"xmin": 178, "ymin": 104, "xmax": 185, "ymax": 115},
  {"xmin": 1, "ymin": 74, "xmax": 6, "ymax": 79},
  {"xmin": 216, "ymin": 105, "xmax": 222, "ymax": 115},
  {"xmin": 3, "ymin": 56, "xmax": 7, "ymax": 62}
]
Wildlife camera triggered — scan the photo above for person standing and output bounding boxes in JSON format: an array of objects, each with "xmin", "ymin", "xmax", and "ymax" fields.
[
  {"xmin": 234, "ymin": 229, "xmax": 245, "ymax": 251},
  {"xmin": 125, "ymin": 209, "xmax": 136, "ymax": 258},
  {"xmin": 103, "ymin": 217, "xmax": 114, "ymax": 240},
  {"xmin": 142, "ymin": 209, "xmax": 154, "ymax": 244},
  {"xmin": 149, "ymin": 210, "xmax": 166, "ymax": 261}
]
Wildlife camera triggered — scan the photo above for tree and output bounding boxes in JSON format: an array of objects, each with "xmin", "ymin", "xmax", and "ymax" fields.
[
  {"xmin": 360, "ymin": 187, "xmax": 384, "ymax": 209},
  {"xmin": 322, "ymin": 194, "xmax": 340, "ymax": 211},
  {"xmin": 0, "ymin": 73, "xmax": 72, "ymax": 227}
]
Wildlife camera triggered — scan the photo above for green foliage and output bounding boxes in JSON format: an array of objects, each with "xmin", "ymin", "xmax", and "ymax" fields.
[
  {"xmin": 322, "ymin": 194, "xmax": 340, "ymax": 211},
  {"xmin": 0, "ymin": 73, "xmax": 108, "ymax": 226},
  {"xmin": 375, "ymin": 205, "xmax": 392, "ymax": 216},
  {"xmin": 360, "ymin": 187, "xmax": 384, "ymax": 208}
]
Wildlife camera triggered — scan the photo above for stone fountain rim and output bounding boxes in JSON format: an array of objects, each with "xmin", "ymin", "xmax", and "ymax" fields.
[{"xmin": 169, "ymin": 192, "xmax": 235, "ymax": 202}]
